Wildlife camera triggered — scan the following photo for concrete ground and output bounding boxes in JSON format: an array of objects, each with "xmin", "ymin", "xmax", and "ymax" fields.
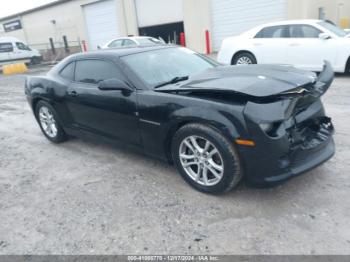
[{"xmin": 0, "ymin": 65, "xmax": 349, "ymax": 255}]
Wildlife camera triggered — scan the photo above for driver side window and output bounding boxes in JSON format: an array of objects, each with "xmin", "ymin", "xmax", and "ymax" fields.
[
  {"xmin": 289, "ymin": 25, "xmax": 322, "ymax": 38},
  {"xmin": 75, "ymin": 59, "xmax": 123, "ymax": 85},
  {"xmin": 16, "ymin": 42, "xmax": 31, "ymax": 51}
]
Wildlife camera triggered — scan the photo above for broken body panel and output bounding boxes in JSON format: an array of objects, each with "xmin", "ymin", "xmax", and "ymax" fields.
[{"xmin": 156, "ymin": 62, "xmax": 335, "ymax": 185}]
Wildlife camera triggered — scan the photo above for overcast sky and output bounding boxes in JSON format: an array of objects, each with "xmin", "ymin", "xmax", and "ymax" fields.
[{"xmin": 0, "ymin": 0, "xmax": 56, "ymax": 18}]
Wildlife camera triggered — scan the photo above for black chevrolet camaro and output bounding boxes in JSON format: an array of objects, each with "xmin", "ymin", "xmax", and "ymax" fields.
[{"xmin": 25, "ymin": 45, "xmax": 335, "ymax": 194}]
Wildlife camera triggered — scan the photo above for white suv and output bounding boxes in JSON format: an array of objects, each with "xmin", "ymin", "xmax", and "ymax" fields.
[{"xmin": 218, "ymin": 20, "xmax": 350, "ymax": 73}]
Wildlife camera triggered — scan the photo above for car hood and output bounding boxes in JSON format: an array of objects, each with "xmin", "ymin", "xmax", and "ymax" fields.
[{"xmin": 156, "ymin": 63, "xmax": 333, "ymax": 98}]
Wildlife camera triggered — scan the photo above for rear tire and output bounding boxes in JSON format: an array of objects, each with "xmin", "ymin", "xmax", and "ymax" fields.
[
  {"xmin": 35, "ymin": 101, "xmax": 67, "ymax": 143},
  {"xmin": 232, "ymin": 52, "xmax": 257, "ymax": 65},
  {"xmin": 171, "ymin": 123, "xmax": 242, "ymax": 194}
]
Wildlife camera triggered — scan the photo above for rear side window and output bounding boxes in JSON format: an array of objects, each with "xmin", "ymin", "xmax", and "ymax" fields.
[
  {"xmin": 59, "ymin": 62, "xmax": 75, "ymax": 81},
  {"xmin": 289, "ymin": 25, "xmax": 322, "ymax": 38},
  {"xmin": 0, "ymin": 42, "xmax": 14, "ymax": 53},
  {"xmin": 75, "ymin": 59, "xmax": 121, "ymax": 84},
  {"xmin": 122, "ymin": 39, "xmax": 137, "ymax": 46},
  {"xmin": 108, "ymin": 40, "xmax": 123, "ymax": 48},
  {"xmin": 255, "ymin": 26, "xmax": 288, "ymax": 38}
]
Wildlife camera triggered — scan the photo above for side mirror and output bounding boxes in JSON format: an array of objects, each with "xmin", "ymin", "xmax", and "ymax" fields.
[
  {"xmin": 319, "ymin": 33, "xmax": 331, "ymax": 40},
  {"xmin": 98, "ymin": 79, "xmax": 133, "ymax": 92}
]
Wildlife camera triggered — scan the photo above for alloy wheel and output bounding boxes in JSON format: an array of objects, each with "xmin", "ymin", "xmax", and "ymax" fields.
[
  {"xmin": 236, "ymin": 56, "xmax": 253, "ymax": 65},
  {"xmin": 39, "ymin": 106, "xmax": 58, "ymax": 138},
  {"xmin": 179, "ymin": 136, "xmax": 224, "ymax": 186}
]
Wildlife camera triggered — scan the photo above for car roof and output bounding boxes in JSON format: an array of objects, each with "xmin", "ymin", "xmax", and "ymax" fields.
[
  {"xmin": 71, "ymin": 44, "xmax": 175, "ymax": 59},
  {"xmin": 258, "ymin": 19, "xmax": 322, "ymax": 27},
  {"xmin": 0, "ymin": 36, "xmax": 22, "ymax": 42},
  {"xmin": 109, "ymin": 36, "xmax": 156, "ymax": 41},
  {"xmin": 50, "ymin": 45, "xmax": 179, "ymax": 76},
  {"xmin": 130, "ymin": 36, "xmax": 156, "ymax": 39},
  {"xmin": 239, "ymin": 19, "xmax": 324, "ymax": 38}
]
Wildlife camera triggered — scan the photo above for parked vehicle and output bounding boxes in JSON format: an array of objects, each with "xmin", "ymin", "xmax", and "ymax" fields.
[
  {"xmin": 99, "ymin": 36, "xmax": 164, "ymax": 49},
  {"xmin": 25, "ymin": 46, "xmax": 335, "ymax": 194},
  {"xmin": 0, "ymin": 37, "xmax": 42, "ymax": 65},
  {"xmin": 218, "ymin": 19, "xmax": 350, "ymax": 73}
]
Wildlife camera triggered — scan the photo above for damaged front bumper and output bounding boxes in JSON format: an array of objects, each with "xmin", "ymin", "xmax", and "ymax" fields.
[
  {"xmin": 241, "ymin": 101, "xmax": 335, "ymax": 186},
  {"xmin": 239, "ymin": 62, "xmax": 335, "ymax": 186},
  {"xmin": 241, "ymin": 108, "xmax": 335, "ymax": 185},
  {"xmin": 266, "ymin": 116, "xmax": 334, "ymax": 184},
  {"xmin": 281, "ymin": 117, "xmax": 335, "ymax": 180}
]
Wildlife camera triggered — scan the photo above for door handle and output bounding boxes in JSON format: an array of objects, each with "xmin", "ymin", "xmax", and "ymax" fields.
[
  {"xmin": 68, "ymin": 90, "xmax": 78, "ymax": 97},
  {"xmin": 254, "ymin": 43, "xmax": 262, "ymax": 46},
  {"xmin": 290, "ymin": 43, "xmax": 300, "ymax": 46}
]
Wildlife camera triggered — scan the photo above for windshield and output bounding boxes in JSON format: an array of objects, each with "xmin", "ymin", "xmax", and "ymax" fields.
[
  {"xmin": 318, "ymin": 21, "xmax": 347, "ymax": 37},
  {"xmin": 121, "ymin": 47, "xmax": 218, "ymax": 87}
]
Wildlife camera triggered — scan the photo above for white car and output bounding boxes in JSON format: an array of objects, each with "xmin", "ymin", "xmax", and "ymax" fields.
[
  {"xmin": 99, "ymin": 36, "xmax": 164, "ymax": 49},
  {"xmin": 218, "ymin": 20, "xmax": 350, "ymax": 73},
  {"xmin": 0, "ymin": 36, "xmax": 42, "ymax": 65}
]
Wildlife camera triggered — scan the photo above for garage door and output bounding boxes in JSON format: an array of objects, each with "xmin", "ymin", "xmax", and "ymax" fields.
[
  {"xmin": 135, "ymin": 0, "xmax": 183, "ymax": 28},
  {"xmin": 211, "ymin": 0, "xmax": 287, "ymax": 51},
  {"xmin": 83, "ymin": 0, "xmax": 120, "ymax": 50}
]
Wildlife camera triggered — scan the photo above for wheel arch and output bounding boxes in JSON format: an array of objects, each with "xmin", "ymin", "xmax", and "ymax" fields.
[
  {"xmin": 31, "ymin": 97, "xmax": 65, "ymax": 129},
  {"xmin": 163, "ymin": 120, "xmax": 191, "ymax": 163},
  {"xmin": 231, "ymin": 50, "xmax": 257, "ymax": 65},
  {"xmin": 32, "ymin": 97, "xmax": 43, "ymax": 112},
  {"xmin": 163, "ymin": 115, "xmax": 242, "ymax": 163},
  {"xmin": 31, "ymin": 96, "xmax": 52, "ymax": 112}
]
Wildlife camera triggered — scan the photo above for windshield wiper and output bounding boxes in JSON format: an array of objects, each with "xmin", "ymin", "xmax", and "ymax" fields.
[{"xmin": 154, "ymin": 76, "xmax": 189, "ymax": 89}]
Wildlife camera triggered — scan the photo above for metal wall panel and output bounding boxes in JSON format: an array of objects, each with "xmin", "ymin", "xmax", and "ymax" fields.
[{"xmin": 211, "ymin": 0, "xmax": 287, "ymax": 51}]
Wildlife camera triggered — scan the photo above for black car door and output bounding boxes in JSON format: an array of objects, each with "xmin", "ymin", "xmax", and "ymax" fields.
[{"xmin": 65, "ymin": 58, "xmax": 141, "ymax": 145}]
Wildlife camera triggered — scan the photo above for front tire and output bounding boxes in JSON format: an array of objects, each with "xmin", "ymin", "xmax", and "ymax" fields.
[
  {"xmin": 232, "ymin": 52, "xmax": 257, "ymax": 65},
  {"xmin": 35, "ymin": 101, "xmax": 67, "ymax": 143},
  {"xmin": 172, "ymin": 123, "xmax": 242, "ymax": 194},
  {"xmin": 30, "ymin": 56, "xmax": 42, "ymax": 65}
]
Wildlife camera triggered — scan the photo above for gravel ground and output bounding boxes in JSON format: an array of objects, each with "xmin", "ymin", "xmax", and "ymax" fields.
[{"xmin": 0, "ymin": 66, "xmax": 349, "ymax": 255}]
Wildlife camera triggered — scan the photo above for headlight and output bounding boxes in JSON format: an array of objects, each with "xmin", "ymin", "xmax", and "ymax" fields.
[{"xmin": 259, "ymin": 123, "xmax": 273, "ymax": 132}]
